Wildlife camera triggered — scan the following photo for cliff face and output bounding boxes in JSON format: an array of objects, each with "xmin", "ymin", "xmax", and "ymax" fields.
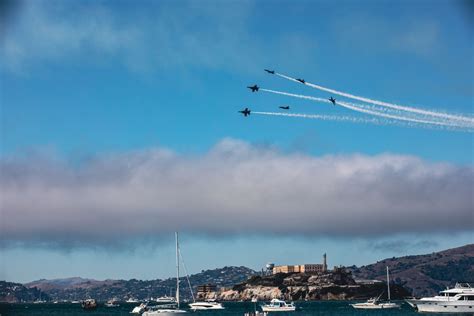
[{"xmin": 198, "ymin": 269, "xmax": 410, "ymax": 301}]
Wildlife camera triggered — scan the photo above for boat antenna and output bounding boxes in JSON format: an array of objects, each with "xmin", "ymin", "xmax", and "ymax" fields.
[
  {"xmin": 176, "ymin": 232, "xmax": 180, "ymax": 309},
  {"xmin": 386, "ymin": 266, "xmax": 391, "ymax": 302},
  {"xmin": 179, "ymin": 246, "xmax": 196, "ymax": 302}
]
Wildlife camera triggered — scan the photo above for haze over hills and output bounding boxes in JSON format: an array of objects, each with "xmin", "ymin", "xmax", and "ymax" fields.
[{"xmin": 350, "ymin": 244, "xmax": 474, "ymax": 296}]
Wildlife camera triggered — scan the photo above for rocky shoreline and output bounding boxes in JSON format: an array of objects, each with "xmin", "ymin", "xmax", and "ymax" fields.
[{"xmin": 198, "ymin": 269, "xmax": 410, "ymax": 301}]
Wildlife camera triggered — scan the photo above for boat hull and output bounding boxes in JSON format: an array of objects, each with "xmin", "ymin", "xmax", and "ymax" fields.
[
  {"xmin": 261, "ymin": 307, "xmax": 296, "ymax": 312},
  {"xmin": 414, "ymin": 301, "xmax": 474, "ymax": 313},
  {"xmin": 351, "ymin": 303, "xmax": 399, "ymax": 309}
]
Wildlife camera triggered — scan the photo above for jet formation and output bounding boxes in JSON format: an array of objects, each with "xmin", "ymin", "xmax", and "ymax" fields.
[{"xmin": 240, "ymin": 69, "xmax": 337, "ymax": 117}]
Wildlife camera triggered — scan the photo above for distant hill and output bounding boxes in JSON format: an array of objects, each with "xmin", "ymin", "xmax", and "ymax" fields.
[
  {"xmin": 20, "ymin": 266, "xmax": 256, "ymax": 302},
  {"xmin": 349, "ymin": 244, "xmax": 474, "ymax": 296},
  {"xmin": 0, "ymin": 281, "xmax": 49, "ymax": 303}
]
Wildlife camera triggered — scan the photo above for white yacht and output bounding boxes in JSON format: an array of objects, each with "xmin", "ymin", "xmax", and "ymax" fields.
[
  {"xmin": 142, "ymin": 232, "xmax": 187, "ymax": 315},
  {"xmin": 351, "ymin": 266, "xmax": 400, "ymax": 309},
  {"xmin": 261, "ymin": 299, "xmax": 296, "ymax": 312},
  {"xmin": 189, "ymin": 299, "xmax": 224, "ymax": 310},
  {"xmin": 406, "ymin": 283, "xmax": 474, "ymax": 313}
]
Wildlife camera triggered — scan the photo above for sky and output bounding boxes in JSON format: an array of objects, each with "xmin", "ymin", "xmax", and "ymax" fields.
[{"xmin": 0, "ymin": 0, "xmax": 473, "ymax": 283}]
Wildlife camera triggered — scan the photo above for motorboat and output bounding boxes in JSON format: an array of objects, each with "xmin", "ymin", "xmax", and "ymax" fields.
[
  {"xmin": 141, "ymin": 232, "xmax": 187, "ymax": 315},
  {"xmin": 189, "ymin": 300, "xmax": 224, "ymax": 310},
  {"xmin": 261, "ymin": 299, "xmax": 296, "ymax": 312},
  {"xmin": 351, "ymin": 266, "xmax": 400, "ymax": 309},
  {"xmin": 406, "ymin": 283, "xmax": 474, "ymax": 313},
  {"xmin": 156, "ymin": 295, "xmax": 177, "ymax": 304},
  {"xmin": 127, "ymin": 297, "xmax": 140, "ymax": 303},
  {"xmin": 105, "ymin": 298, "xmax": 120, "ymax": 307},
  {"xmin": 81, "ymin": 299, "xmax": 98, "ymax": 310},
  {"xmin": 131, "ymin": 303, "xmax": 149, "ymax": 314}
]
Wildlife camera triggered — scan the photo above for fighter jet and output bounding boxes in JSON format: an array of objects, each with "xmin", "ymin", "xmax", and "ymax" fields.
[
  {"xmin": 247, "ymin": 84, "xmax": 259, "ymax": 92},
  {"xmin": 264, "ymin": 69, "xmax": 275, "ymax": 74},
  {"xmin": 329, "ymin": 97, "xmax": 336, "ymax": 105},
  {"xmin": 279, "ymin": 106, "xmax": 290, "ymax": 110},
  {"xmin": 296, "ymin": 78, "xmax": 306, "ymax": 84},
  {"xmin": 239, "ymin": 108, "xmax": 251, "ymax": 117}
]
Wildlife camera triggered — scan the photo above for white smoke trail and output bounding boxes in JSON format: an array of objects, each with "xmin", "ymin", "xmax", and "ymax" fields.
[
  {"xmin": 261, "ymin": 88, "xmax": 330, "ymax": 103},
  {"xmin": 275, "ymin": 72, "xmax": 474, "ymax": 125},
  {"xmin": 253, "ymin": 111, "xmax": 380, "ymax": 124},
  {"xmin": 261, "ymin": 88, "xmax": 472, "ymax": 130}
]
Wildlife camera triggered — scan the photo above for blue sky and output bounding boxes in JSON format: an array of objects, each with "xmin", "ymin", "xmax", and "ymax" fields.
[{"xmin": 0, "ymin": 0, "xmax": 473, "ymax": 283}]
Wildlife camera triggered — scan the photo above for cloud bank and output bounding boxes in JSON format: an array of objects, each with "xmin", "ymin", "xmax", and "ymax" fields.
[{"xmin": 1, "ymin": 139, "xmax": 473, "ymax": 248}]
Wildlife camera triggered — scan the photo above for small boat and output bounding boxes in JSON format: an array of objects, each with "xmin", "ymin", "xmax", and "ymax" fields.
[
  {"xmin": 406, "ymin": 283, "xmax": 474, "ymax": 313},
  {"xmin": 351, "ymin": 266, "xmax": 400, "ymax": 309},
  {"xmin": 81, "ymin": 299, "xmax": 98, "ymax": 310},
  {"xmin": 189, "ymin": 299, "xmax": 225, "ymax": 310},
  {"xmin": 131, "ymin": 302, "xmax": 148, "ymax": 314},
  {"xmin": 156, "ymin": 295, "xmax": 176, "ymax": 304},
  {"xmin": 127, "ymin": 297, "xmax": 140, "ymax": 303},
  {"xmin": 261, "ymin": 299, "xmax": 296, "ymax": 312},
  {"xmin": 105, "ymin": 298, "xmax": 120, "ymax": 307}
]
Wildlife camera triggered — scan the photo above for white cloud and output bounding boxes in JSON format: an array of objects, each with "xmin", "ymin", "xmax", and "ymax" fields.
[
  {"xmin": 1, "ymin": 139, "xmax": 472, "ymax": 248},
  {"xmin": 0, "ymin": 1, "xmax": 318, "ymax": 75}
]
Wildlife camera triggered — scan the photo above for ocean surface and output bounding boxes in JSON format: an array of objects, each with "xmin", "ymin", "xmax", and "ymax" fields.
[{"xmin": 0, "ymin": 301, "xmax": 467, "ymax": 316}]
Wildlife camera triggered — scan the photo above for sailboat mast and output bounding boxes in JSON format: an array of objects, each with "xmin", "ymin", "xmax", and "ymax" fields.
[
  {"xmin": 176, "ymin": 232, "xmax": 180, "ymax": 308},
  {"xmin": 386, "ymin": 266, "xmax": 391, "ymax": 302}
]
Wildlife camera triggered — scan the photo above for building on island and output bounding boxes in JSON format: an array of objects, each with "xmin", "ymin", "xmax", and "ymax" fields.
[{"xmin": 272, "ymin": 253, "xmax": 328, "ymax": 274}]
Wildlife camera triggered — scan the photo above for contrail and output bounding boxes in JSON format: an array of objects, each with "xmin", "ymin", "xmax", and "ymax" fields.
[
  {"xmin": 261, "ymin": 88, "xmax": 473, "ymax": 130},
  {"xmin": 275, "ymin": 72, "xmax": 474, "ymax": 125},
  {"xmin": 261, "ymin": 88, "xmax": 330, "ymax": 104},
  {"xmin": 253, "ymin": 111, "xmax": 383, "ymax": 124}
]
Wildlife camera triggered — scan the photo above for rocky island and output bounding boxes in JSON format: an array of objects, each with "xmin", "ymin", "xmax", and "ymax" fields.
[{"xmin": 198, "ymin": 268, "xmax": 410, "ymax": 301}]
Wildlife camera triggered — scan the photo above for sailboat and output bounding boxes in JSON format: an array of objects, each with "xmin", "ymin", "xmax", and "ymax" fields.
[
  {"xmin": 142, "ymin": 232, "xmax": 187, "ymax": 315},
  {"xmin": 351, "ymin": 266, "xmax": 400, "ymax": 309}
]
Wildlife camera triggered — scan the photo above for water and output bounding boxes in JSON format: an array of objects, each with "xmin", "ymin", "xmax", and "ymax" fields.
[{"xmin": 0, "ymin": 301, "xmax": 460, "ymax": 316}]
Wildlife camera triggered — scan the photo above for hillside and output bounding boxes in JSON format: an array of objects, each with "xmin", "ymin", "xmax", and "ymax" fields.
[
  {"xmin": 350, "ymin": 244, "xmax": 474, "ymax": 296},
  {"xmin": 22, "ymin": 266, "xmax": 256, "ymax": 302},
  {"xmin": 0, "ymin": 281, "xmax": 49, "ymax": 303}
]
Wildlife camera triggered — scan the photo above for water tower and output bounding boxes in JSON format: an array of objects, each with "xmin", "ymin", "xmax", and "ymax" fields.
[{"xmin": 266, "ymin": 263, "xmax": 275, "ymax": 275}]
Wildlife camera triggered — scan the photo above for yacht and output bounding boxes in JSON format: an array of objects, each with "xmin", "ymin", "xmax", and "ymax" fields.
[
  {"xmin": 261, "ymin": 299, "xmax": 296, "ymax": 312},
  {"xmin": 189, "ymin": 299, "xmax": 225, "ymax": 310},
  {"xmin": 142, "ymin": 232, "xmax": 187, "ymax": 315},
  {"xmin": 406, "ymin": 283, "xmax": 474, "ymax": 313},
  {"xmin": 351, "ymin": 266, "xmax": 400, "ymax": 309}
]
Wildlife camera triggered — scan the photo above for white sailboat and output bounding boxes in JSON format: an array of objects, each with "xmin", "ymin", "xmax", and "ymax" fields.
[
  {"xmin": 142, "ymin": 232, "xmax": 187, "ymax": 315},
  {"xmin": 351, "ymin": 266, "xmax": 400, "ymax": 309}
]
